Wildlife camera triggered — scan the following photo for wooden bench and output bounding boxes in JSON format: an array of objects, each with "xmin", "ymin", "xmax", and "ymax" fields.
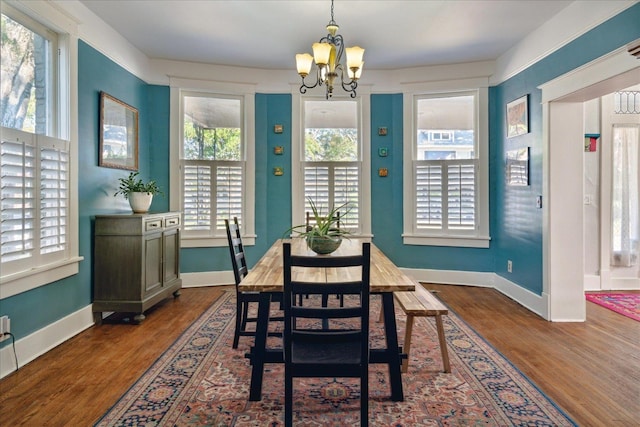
[{"xmin": 393, "ymin": 284, "xmax": 451, "ymax": 373}]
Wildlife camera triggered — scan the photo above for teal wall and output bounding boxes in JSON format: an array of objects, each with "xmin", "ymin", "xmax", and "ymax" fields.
[
  {"xmin": 492, "ymin": 4, "xmax": 640, "ymax": 294},
  {"xmin": 2, "ymin": 5, "xmax": 639, "ymax": 344}
]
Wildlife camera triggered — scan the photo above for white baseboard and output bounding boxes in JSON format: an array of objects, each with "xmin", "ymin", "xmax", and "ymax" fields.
[
  {"xmin": 401, "ymin": 268, "xmax": 550, "ymax": 320},
  {"xmin": 180, "ymin": 270, "xmax": 234, "ymax": 288},
  {"xmin": 0, "ymin": 305, "xmax": 94, "ymax": 379}
]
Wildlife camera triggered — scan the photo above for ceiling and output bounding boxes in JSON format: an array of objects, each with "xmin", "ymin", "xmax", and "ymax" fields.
[{"xmin": 79, "ymin": 0, "xmax": 575, "ymax": 71}]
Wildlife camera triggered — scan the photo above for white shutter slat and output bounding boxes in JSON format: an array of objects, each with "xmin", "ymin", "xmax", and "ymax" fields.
[
  {"xmin": 415, "ymin": 164, "xmax": 443, "ymax": 228},
  {"xmin": 447, "ymin": 162, "xmax": 476, "ymax": 229}
]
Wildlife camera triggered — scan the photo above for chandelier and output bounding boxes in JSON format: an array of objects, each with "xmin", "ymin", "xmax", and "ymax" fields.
[{"xmin": 295, "ymin": 0, "xmax": 364, "ymax": 99}]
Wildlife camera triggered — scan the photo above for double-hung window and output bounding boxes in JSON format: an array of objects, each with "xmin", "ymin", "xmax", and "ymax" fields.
[
  {"xmin": 403, "ymin": 89, "xmax": 489, "ymax": 247},
  {"xmin": 1, "ymin": 4, "xmax": 78, "ymax": 294},
  {"xmin": 292, "ymin": 96, "xmax": 371, "ymax": 235},
  {"xmin": 177, "ymin": 91, "xmax": 254, "ymax": 246}
]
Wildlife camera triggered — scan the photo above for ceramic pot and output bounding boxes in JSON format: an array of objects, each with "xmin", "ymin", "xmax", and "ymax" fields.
[
  {"xmin": 129, "ymin": 192, "xmax": 153, "ymax": 213},
  {"xmin": 306, "ymin": 235, "xmax": 342, "ymax": 255}
]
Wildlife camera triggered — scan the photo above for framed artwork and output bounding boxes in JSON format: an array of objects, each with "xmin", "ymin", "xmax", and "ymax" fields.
[
  {"xmin": 506, "ymin": 95, "xmax": 528, "ymax": 138},
  {"xmin": 506, "ymin": 147, "xmax": 529, "ymax": 186},
  {"xmin": 99, "ymin": 92, "xmax": 139, "ymax": 170}
]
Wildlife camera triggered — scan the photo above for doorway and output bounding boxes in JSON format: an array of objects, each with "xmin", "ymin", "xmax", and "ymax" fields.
[{"xmin": 541, "ymin": 46, "xmax": 640, "ymax": 321}]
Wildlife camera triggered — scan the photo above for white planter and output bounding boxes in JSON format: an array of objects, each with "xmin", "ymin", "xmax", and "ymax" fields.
[{"xmin": 129, "ymin": 192, "xmax": 153, "ymax": 213}]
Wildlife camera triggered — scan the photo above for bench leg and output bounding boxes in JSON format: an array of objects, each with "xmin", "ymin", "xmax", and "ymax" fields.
[
  {"xmin": 401, "ymin": 315, "xmax": 414, "ymax": 373},
  {"xmin": 435, "ymin": 314, "xmax": 451, "ymax": 373}
]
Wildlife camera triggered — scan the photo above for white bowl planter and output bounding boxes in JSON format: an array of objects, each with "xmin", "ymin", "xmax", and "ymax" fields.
[{"xmin": 129, "ymin": 192, "xmax": 153, "ymax": 213}]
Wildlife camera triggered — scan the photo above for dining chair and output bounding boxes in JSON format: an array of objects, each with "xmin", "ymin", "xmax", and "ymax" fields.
[
  {"xmin": 225, "ymin": 217, "xmax": 282, "ymax": 349},
  {"xmin": 282, "ymin": 241, "xmax": 371, "ymax": 427}
]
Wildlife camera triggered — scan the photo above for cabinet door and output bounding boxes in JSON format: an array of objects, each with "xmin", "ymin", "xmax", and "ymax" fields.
[
  {"xmin": 163, "ymin": 227, "xmax": 180, "ymax": 285},
  {"xmin": 144, "ymin": 232, "xmax": 163, "ymax": 295}
]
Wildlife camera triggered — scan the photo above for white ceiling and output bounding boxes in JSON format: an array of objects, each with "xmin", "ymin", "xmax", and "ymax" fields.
[{"xmin": 79, "ymin": 0, "xmax": 575, "ymax": 71}]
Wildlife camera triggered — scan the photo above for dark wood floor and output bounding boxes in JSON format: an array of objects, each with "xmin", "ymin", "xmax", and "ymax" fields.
[{"xmin": 0, "ymin": 285, "xmax": 638, "ymax": 426}]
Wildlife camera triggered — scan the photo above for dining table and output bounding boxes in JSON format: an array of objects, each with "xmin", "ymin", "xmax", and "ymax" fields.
[{"xmin": 239, "ymin": 237, "xmax": 416, "ymax": 402}]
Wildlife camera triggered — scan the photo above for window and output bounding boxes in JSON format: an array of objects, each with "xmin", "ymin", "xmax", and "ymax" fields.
[
  {"xmin": 178, "ymin": 92, "xmax": 254, "ymax": 246},
  {"xmin": 1, "ymin": 5, "xmax": 78, "ymax": 293},
  {"xmin": 291, "ymin": 96, "xmax": 370, "ymax": 235},
  {"xmin": 403, "ymin": 89, "xmax": 489, "ymax": 247},
  {"xmin": 303, "ymin": 99, "xmax": 360, "ymax": 231}
]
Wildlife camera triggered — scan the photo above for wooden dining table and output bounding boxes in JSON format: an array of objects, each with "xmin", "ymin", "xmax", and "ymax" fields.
[{"xmin": 239, "ymin": 237, "xmax": 416, "ymax": 402}]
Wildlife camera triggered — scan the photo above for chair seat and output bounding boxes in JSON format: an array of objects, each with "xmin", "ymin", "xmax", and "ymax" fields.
[{"xmin": 292, "ymin": 338, "xmax": 363, "ymax": 366}]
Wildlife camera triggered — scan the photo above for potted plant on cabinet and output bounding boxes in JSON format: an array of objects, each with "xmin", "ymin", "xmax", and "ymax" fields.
[
  {"xmin": 286, "ymin": 198, "xmax": 352, "ymax": 254},
  {"xmin": 114, "ymin": 172, "xmax": 164, "ymax": 213}
]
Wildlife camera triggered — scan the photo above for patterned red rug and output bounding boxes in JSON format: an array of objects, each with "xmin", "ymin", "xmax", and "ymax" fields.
[
  {"xmin": 96, "ymin": 292, "xmax": 576, "ymax": 426},
  {"xmin": 586, "ymin": 293, "xmax": 640, "ymax": 321}
]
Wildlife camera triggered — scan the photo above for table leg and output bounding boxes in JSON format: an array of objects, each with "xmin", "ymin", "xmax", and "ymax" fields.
[
  {"xmin": 381, "ymin": 292, "xmax": 404, "ymax": 401},
  {"xmin": 248, "ymin": 292, "xmax": 272, "ymax": 401}
]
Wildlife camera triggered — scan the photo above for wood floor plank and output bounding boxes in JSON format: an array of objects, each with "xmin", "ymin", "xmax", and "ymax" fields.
[{"xmin": 0, "ymin": 284, "xmax": 638, "ymax": 426}]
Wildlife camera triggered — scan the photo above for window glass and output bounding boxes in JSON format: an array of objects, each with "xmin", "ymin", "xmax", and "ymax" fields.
[
  {"xmin": 1, "ymin": 12, "xmax": 53, "ymax": 136},
  {"xmin": 181, "ymin": 94, "xmax": 244, "ymax": 235}
]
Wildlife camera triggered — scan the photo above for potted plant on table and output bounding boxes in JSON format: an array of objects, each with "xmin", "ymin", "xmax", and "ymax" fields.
[
  {"xmin": 286, "ymin": 198, "xmax": 351, "ymax": 255},
  {"xmin": 114, "ymin": 172, "xmax": 164, "ymax": 213}
]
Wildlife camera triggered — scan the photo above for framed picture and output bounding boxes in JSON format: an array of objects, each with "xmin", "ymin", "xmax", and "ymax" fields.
[
  {"xmin": 506, "ymin": 147, "xmax": 529, "ymax": 186},
  {"xmin": 99, "ymin": 92, "xmax": 139, "ymax": 170},
  {"xmin": 506, "ymin": 95, "xmax": 528, "ymax": 138}
]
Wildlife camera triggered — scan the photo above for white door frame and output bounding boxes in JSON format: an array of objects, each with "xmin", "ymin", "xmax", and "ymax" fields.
[{"xmin": 539, "ymin": 46, "xmax": 640, "ymax": 321}]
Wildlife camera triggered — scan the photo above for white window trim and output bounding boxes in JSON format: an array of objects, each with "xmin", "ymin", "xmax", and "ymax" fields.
[
  {"xmin": 291, "ymin": 89, "xmax": 372, "ymax": 237},
  {"xmin": 402, "ymin": 86, "xmax": 490, "ymax": 248},
  {"xmin": 0, "ymin": 1, "xmax": 81, "ymax": 299},
  {"xmin": 169, "ymin": 79, "xmax": 256, "ymax": 247}
]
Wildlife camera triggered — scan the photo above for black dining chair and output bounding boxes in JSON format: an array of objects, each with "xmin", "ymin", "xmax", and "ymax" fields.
[
  {"xmin": 225, "ymin": 217, "xmax": 282, "ymax": 349},
  {"xmin": 282, "ymin": 241, "xmax": 371, "ymax": 427}
]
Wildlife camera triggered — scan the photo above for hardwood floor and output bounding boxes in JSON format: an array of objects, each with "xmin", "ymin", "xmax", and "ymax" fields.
[
  {"xmin": 0, "ymin": 285, "xmax": 638, "ymax": 426},
  {"xmin": 425, "ymin": 284, "xmax": 640, "ymax": 427}
]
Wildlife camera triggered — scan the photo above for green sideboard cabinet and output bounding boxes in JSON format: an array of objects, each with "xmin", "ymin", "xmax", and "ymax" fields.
[{"xmin": 93, "ymin": 212, "xmax": 182, "ymax": 323}]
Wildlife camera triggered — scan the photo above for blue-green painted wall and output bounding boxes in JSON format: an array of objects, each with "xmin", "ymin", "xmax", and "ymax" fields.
[
  {"xmin": 2, "ymin": 5, "xmax": 639, "ymax": 344},
  {"xmin": 492, "ymin": 4, "xmax": 640, "ymax": 294}
]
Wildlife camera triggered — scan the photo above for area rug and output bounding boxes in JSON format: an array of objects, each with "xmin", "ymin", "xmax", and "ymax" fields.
[
  {"xmin": 96, "ymin": 292, "xmax": 576, "ymax": 426},
  {"xmin": 585, "ymin": 293, "xmax": 640, "ymax": 321}
]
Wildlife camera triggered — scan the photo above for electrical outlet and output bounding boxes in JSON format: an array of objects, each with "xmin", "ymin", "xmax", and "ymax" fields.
[
  {"xmin": 507, "ymin": 260, "xmax": 513, "ymax": 273},
  {"xmin": 0, "ymin": 315, "xmax": 10, "ymax": 342}
]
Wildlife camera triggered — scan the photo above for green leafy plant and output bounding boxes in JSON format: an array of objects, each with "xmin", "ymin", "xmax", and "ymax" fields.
[
  {"xmin": 114, "ymin": 172, "xmax": 164, "ymax": 200},
  {"xmin": 286, "ymin": 198, "xmax": 352, "ymax": 240}
]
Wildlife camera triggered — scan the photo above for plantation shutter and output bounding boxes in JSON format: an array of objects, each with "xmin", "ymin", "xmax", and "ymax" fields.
[
  {"xmin": 1, "ymin": 128, "xmax": 69, "ymax": 271},
  {"xmin": 415, "ymin": 159, "xmax": 476, "ymax": 231},
  {"xmin": 215, "ymin": 164, "xmax": 243, "ymax": 230},
  {"xmin": 182, "ymin": 161, "xmax": 243, "ymax": 234},
  {"xmin": 183, "ymin": 163, "xmax": 212, "ymax": 231},
  {"xmin": 304, "ymin": 163, "xmax": 359, "ymax": 231}
]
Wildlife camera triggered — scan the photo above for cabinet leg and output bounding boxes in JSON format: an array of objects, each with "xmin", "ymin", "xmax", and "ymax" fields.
[
  {"xmin": 173, "ymin": 289, "xmax": 181, "ymax": 297},
  {"xmin": 133, "ymin": 313, "xmax": 146, "ymax": 324},
  {"xmin": 93, "ymin": 312, "xmax": 103, "ymax": 325}
]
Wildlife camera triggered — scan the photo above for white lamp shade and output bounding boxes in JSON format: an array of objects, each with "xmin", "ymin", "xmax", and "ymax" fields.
[
  {"xmin": 345, "ymin": 46, "xmax": 365, "ymax": 69},
  {"xmin": 312, "ymin": 42, "xmax": 332, "ymax": 66},
  {"xmin": 296, "ymin": 53, "xmax": 314, "ymax": 75}
]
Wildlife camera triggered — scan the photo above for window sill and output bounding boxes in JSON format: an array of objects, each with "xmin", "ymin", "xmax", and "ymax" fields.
[
  {"xmin": 0, "ymin": 256, "xmax": 84, "ymax": 299},
  {"xmin": 403, "ymin": 234, "xmax": 491, "ymax": 248}
]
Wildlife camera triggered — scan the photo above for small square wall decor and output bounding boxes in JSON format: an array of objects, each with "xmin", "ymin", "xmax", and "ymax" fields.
[
  {"xmin": 378, "ymin": 168, "xmax": 388, "ymax": 177},
  {"xmin": 378, "ymin": 127, "xmax": 388, "ymax": 136},
  {"xmin": 378, "ymin": 147, "xmax": 388, "ymax": 157},
  {"xmin": 273, "ymin": 166, "xmax": 284, "ymax": 176},
  {"xmin": 274, "ymin": 124, "xmax": 283, "ymax": 134},
  {"xmin": 274, "ymin": 146, "xmax": 284, "ymax": 155}
]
